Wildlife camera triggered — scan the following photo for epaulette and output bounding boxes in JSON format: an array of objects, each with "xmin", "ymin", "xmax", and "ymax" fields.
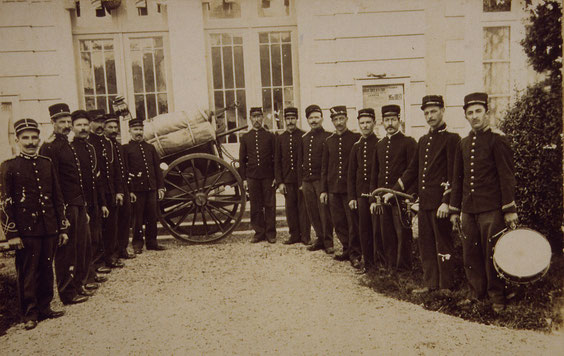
[
  {"xmin": 44, "ymin": 134, "xmax": 56, "ymax": 144},
  {"xmin": 37, "ymin": 154, "xmax": 52, "ymax": 161},
  {"xmin": 490, "ymin": 128, "xmax": 506, "ymax": 136}
]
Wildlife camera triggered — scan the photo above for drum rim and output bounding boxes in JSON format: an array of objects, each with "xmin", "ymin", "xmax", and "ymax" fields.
[{"xmin": 492, "ymin": 227, "xmax": 552, "ymax": 284}]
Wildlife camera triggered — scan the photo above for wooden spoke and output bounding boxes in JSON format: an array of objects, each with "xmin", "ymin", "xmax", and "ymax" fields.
[
  {"xmin": 204, "ymin": 205, "xmax": 226, "ymax": 233},
  {"xmin": 190, "ymin": 159, "xmax": 201, "ymax": 190},
  {"xmin": 208, "ymin": 202, "xmax": 238, "ymax": 221},
  {"xmin": 164, "ymin": 177, "xmax": 195, "ymax": 198},
  {"xmin": 172, "ymin": 205, "xmax": 196, "ymax": 228},
  {"xmin": 204, "ymin": 168, "xmax": 227, "ymax": 194},
  {"xmin": 174, "ymin": 165, "xmax": 198, "ymax": 193}
]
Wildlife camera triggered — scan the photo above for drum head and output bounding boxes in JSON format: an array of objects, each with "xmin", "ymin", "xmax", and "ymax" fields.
[{"xmin": 493, "ymin": 228, "xmax": 552, "ymax": 281}]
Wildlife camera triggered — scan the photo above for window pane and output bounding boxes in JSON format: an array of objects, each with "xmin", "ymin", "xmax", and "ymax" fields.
[
  {"xmin": 221, "ymin": 33, "xmax": 232, "ymax": 45},
  {"xmin": 146, "ymin": 94, "xmax": 157, "ymax": 119},
  {"xmin": 81, "ymin": 52, "xmax": 94, "ymax": 95},
  {"xmin": 260, "ymin": 45, "xmax": 271, "ymax": 87},
  {"xmin": 488, "ymin": 96, "xmax": 510, "ymax": 126},
  {"xmin": 96, "ymin": 96, "xmax": 107, "ymax": 111},
  {"xmin": 225, "ymin": 90, "xmax": 236, "ymax": 124},
  {"xmin": 154, "ymin": 37, "xmax": 163, "ymax": 48},
  {"xmin": 258, "ymin": 0, "xmax": 290, "ymax": 17},
  {"xmin": 104, "ymin": 42, "xmax": 113, "ymax": 50},
  {"xmin": 210, "ymin": 34, "xmax": 221, "ymax": 46},
  {"xmin": 233, "ymin": 36, "xmax": 242, "ymax": 45},
  {"xmin": 236, "ymin": 89, "xmax": 247, "ymax": 128},
  {"xmin": 105, "ymin": 51, "xmax": 117, "ymax": 94},
  {"xmin": 157, "ymin": 93, "xmax": 168, "ymax": 115},
  {"xmin": 271, "ymin": 44, "xmax": 282, "ymax": 86},
  {"xmin": 208, "ymin": 0, "xmax": 241, "ymax": 19},
  {"xmin": 80, "ymin": 41, "xmax": 90, "ymax": 52},
  {"xmin": 155, "ymin": 49, "xmax": 167, "ymax": 92},
  {"xmin": 143, "ymin": 52, "xmax": 155, "ymax": 93},
  {"xmin": 222, "ymin": 46, "xmax": 234, "ymax": 89},
  {"xmin": 483, "ymin": 0, "xmax": 511, "ymax": 12},
  {"xmin": 483, "ymin": 27, "xmax": 510, "ymax": 60},
  {"xmin": 270, "ymin": 32, "xmax": 280, "ymax": 43},
  {"xmin": 214, "ymin": 91, "xmax": 226, "ymax": 133},
  {"xmin": 282, "ymin": 43, "xmax": 292, "ymax": 86},
  {"xmin": 92, "ymin": 51, "xmax": 106, "ymax": 95},
  {"xmin": 211, "ymin": 47, "xmax": 223, "ymax": 89},
  {"xmin": 273, "ymin": 87, "xmax": 283, "ymax": 129},
  {"xmin": 132, "ymin": 50, "xmax": 144, "ymax": 93},
  {"xmin": 283, "ymin": 87, "xmax": 293, "ymax": 107},
  {"xmin": 234, "ymin": 45, "xmax": 245, "ymax": 88},
  {"xmin": 483, "ymin": 62, "xmax": 510, "ymax": 94},
  {"xmin": 92, "ymin": 40, "xmax": 102, "ymax": 51},
  {"xmin": 135, "ymin": 95, "xmax": 145, "ymax": 120},
  {"xmin": 259, "ymin": 32, "xmax": 269, "ymax": 44},
  {"xmin": 85, "ymin": 96, "xmax": 95, "ymax": 110},
  {"xmin": 262, "ymin": 88, "xmax": 272, "ymax": 128}
]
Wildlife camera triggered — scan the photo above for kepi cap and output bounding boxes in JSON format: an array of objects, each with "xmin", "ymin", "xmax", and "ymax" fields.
[
  {"xmin": 329, "ymin": 105, "xmax": 347, "ymax": 118},
  {"xmin": 305, "ymin": 104, "xmax": 322, "ymax": 118},
  {"xmin": 49, "ymin": 103, "xmax": 71, "ymax": 121},
  {"xmin": 357, "ymin": 108, "xmax": 375, "ymax": 120},
  {"xmin": 250, "ymin": 107, "xmax": 263, "ymax": 116},
  {"xmin": 420, "ymin": 95, "xmax": 444, "ymax": 110},
  {"xmin": 14, "ymin": 118, "xmax": 40, "ymax": 136},
  {"xmin": 463, "ymin": 92, "xmax": 488, "ymax": 111},
  {"xmin": 71, "ymin": 110, "xmax": 90, "ymax": 123},
  {"xmin": 284, "ymin": 107, "xmax": 298, "ymax": 118},
  {"xmin": 381, "ymin": 105, "xmax": 401, "ymax": 117},
  {"xmin": 128, "ymin": 118, "xmax": 144, "ymax": 128},
  {"xmin": 104, "ymin": 113, "xmax": 119, "ymax": 125},
  {"xmin": 87, "ymin": 109, "xmax": 106, "ymax": 122}
]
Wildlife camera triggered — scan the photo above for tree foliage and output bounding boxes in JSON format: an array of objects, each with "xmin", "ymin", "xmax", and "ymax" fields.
[{"xmin": 520, "ymin": 0, "xmax": 562, "ymax": 80}]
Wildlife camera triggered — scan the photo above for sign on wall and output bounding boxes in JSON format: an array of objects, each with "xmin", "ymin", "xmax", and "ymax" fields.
[{"xmin": 362, "ymin": 84, "xmax": 405, "ymax": 137}]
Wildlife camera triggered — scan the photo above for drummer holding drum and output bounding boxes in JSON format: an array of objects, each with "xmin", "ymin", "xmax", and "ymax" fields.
[{"xmin": 449, "ymin": 92, "xmax": 519, "ymax": 313}]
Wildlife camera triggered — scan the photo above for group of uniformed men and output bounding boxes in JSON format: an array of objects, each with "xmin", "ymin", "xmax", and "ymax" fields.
[
  {"xmin": 239, "ymin": 92, "xmax": 518, "ymax": 314},
  {"xmin": 0, "ymin": 104, "xmax": 165, "ymax": 330}
]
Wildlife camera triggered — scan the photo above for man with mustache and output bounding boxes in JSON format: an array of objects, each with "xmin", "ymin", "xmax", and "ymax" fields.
[
  {"xmin": 388, "ymin": 95, "xmax": 460, "ymax": 294},
  {"xmin": 320, "ymin": 106, "xmax": 361, "ymax": 267},
  {"xmin": 449, "ymin": 92, "xmax": 518, "ymax": 313},
  {"xmin": 347, "ymin": 108, "xmax": 379, "ymax": 273},
  {"xmin": 0, "ymin": 118, "xmax": 68, "ymax": 330},
  {"xmin": 369, "ymin": 105, "xmax": 417, "ymax": 271},
  {"xmin": 123, "ymin": 118, "xmax": 166, "ymax": 253},
  {"xmin": 39, "ymin": 103, "xmax": 89, "ymax": 305},
  {"xmin": 87, "ymin": 109, "xmax": 124, "ymax": 271},
  {"xmin": 274, "ymin": 107, "xmax": 311, "ymax": 245},
  {"xmin": 104, "ymin": 113, "xmax": 136, "ymax": 259},
  {"xmin": 239, "ymin": 107, "xmax": 277, "ymax": 243},
  {"xmin": 70, "ymin": 110, "xmax": 108, "ymax": 295},
  {"xmin": 299, "ymin": 105, "xmax": 334, "ymax": 254}
]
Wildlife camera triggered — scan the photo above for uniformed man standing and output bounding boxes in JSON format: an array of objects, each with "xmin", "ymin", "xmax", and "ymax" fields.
[
  {"xmin": 71, "ymin": 110, "xmax": 106, "ymax": 292},
  {"xmin": 0, "ymin": 118, "xmax": 68, "ymax": 330},
  {"xmin": 40, "ymin": 103, "xmax": 90, "ymax": 305},
  {"xmin": 275, "ymin": 107, "xmax": 311, "ymax": 245},
  {"xmin": 320, "ymin": 106, "xmax": 361, "ymax": 267},
  {"xmin": 123, "ymin": 119, "xmax": 166, "ymax": 253},
  {"xmin": 388, "ymin": 95, "xmax": 460, "ymax": 293},
  {"xmin": 87, "ymin": 110, "xmax": 124, "ymax": 269},
  {"xmin": 239, "ymin": 107, "xmax": 277, "ymax": 243},
  {"xmin": 299, "ymin": 105, "xmax": 334, "ymax": 254},
  {"xmin": 348, "ymin": 108, "xmax": 379, "ymax": 272},
  {"xmin": 370, "ymin": 105, "xmax": 417, "ymax": 270},
  {"xmin": 450, "ymin": 92, "xmax": 518, "ymax": 313},
  {"xmin": 104, "ymin": 113, "xmax": 135, "ymax": 259}
]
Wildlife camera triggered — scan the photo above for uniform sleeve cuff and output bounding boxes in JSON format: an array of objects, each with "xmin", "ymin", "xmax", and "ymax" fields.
[
  {"xmin": 502, "ymin": 201, "xmax": 517, "ymax": 213},
  {"xmin": 448, "ymin": 205, "xmax": 460, "ymax": 214}
]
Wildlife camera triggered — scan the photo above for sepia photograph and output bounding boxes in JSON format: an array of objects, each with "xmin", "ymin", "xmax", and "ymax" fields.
[{"xmin": 0, "ymin": 0, "xmax": 563, "ymax": 354}]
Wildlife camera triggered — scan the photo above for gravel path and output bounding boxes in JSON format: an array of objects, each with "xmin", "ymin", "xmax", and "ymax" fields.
[{"xmin": 1, "ymin": 234, "xmax": 562, "ymax": 355}]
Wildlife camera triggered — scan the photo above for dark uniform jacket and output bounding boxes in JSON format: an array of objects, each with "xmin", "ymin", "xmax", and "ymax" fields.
[
  {"xmin": 298, "ymin": 127, "xmax": 331, "ymax": 184},
  {"xmin": 110, "ymin": 137, "xmax": 130, "ymax": 195},
  {"xmin": 394, "ymin": 123, "xmax": 460, "ymax": 210},
  {"xmin": 88, "ymin": 134, "xmax": 122, "ymax": 197},
  {"xmin": 0, "ymin": 154, "xmax": 68, "ymax": 238},
  {"xmin": 39, "ymin": 133, "xmax": 85, "ymax": 207},
  {"xmin": 348, "ymin": 133, "xmax": 378, "ymax": 201},
  {"xmin": 123, "ymin": 140, "xmax": 164, "ymax": 192},
  {"xmin": 239, "ymin": 128, "xmax": 276, "ymax": 180},
  {"xmin": 450, "ymin": 128, "xmax": 516, "ymax": 215},
  {"xmin": 370, "ymin": 131, "xmax": 417, "ymax": 193},
  {"xmin": 321, "ymin": 130, "xmax": 360, "ymax": 194},
  {"xmin": 274, "ymin": 129, "xmax": 304, "ymax": 184},
  {"xmin": 72, "ymin": 137, "xmax": 105, "ymax": 208}
]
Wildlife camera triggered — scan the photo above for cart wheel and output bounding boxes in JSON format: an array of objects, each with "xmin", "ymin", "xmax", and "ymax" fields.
[{"xmin": 158, "ymin": 153, "xmax": 246, "ymax": 243}]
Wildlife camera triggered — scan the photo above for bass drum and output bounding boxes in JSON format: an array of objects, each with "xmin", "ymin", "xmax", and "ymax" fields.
[{"xmin": 493, "ymin": 228, "xmax": 552, "ymax": 284}]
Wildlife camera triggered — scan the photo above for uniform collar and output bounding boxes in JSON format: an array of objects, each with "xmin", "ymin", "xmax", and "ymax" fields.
[
  {"xmin": 54, "ymin": 133, "xmax": 69, "ymax": 141},
  {"xmin": 310, "ymin": 127, "xmax": 325, "ymax": 134},
  {"xmin": 386, "ymin": 130, "xmax": 401, "ymax": 139},
  {"xmin": 361, "ymin": 132, "xmax": 376, "ymax": 141},
  {"xmin": 470, "ymin": 126, "xmax": 491, "ymax": 136},
  {"xmin": 335, "ymin": 129, "xmax": 349, "ymax": 136},
  {"xmin": 20, "ymin": 152, "xmax": 38, "ymax": 160},
  {"xmin": 430, "ymin": 123, "xmax": 447, "ymax": 134}
]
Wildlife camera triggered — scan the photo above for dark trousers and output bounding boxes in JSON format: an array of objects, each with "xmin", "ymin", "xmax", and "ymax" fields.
[
  {"xmin": 302, "ymin": 180, "xmax": 333, "ymax": 248},
  {"xmin": 56, "ymin": 205, "xmax": 89, "ymax": 303},
  {"xmin": 418, "ymin": 209, "xmax": 454, "ymax": 289},
  {"xmin": 284, "ymin": 183, "xmax": 311, "ymax": 243},
  {"xmin": 247, "ymin": 178, "xmax": 276, "ymax": 241},
  {"xmin": 376, "ymin": 203, "xmax": 412, "ymax": 270},
  {"xmin": 132, "ymin": 190, "xmax": 158, "ymax": 250},
  {"xmin": 15, "ymin": 235, "xmax": 57, "ymax": 321},
  {"xmin": 116, "ymin": 192, "xmax": 132, "ymax": 255},
  {"xmin": 102, "ymin": 195, "xmax": 118, "ymax": 265},
  {"xmin": 87, "ymin": 205, "xmax": 102, "ymax": 281},
  {"xmin": 329, "ymin": 192, "xmax": 360, "ymax": 259},
  {"xmin": 357, "ymin": 197, "xmax": 374, "ymax": 268},
  {"xmin": 461, "ymin": 210, "xmax": 506, "ymax": 304}
]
